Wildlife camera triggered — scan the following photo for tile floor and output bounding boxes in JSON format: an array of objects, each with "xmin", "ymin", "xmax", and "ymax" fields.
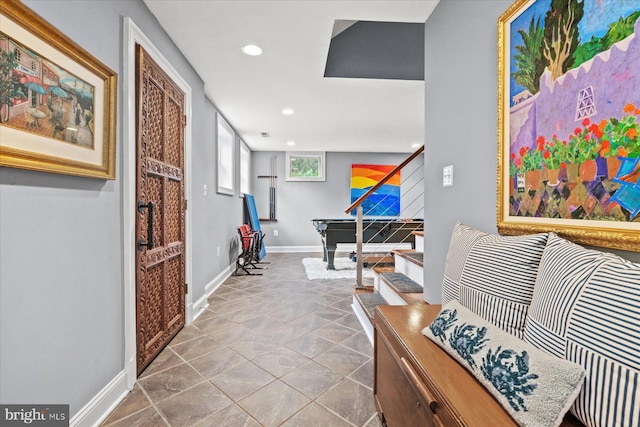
[{"xmin": 101, "ymin": 253, "xmax": 383, "ymax": 427}]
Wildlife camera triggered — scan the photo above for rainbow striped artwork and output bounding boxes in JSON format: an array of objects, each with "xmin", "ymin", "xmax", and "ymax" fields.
[{"xmin": 350, "ymin": 164, "xmax": 400, "ymax": 216}]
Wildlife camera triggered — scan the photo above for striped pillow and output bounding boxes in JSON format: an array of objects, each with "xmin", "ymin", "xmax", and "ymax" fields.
[
  {"xmin": 441, "ymin": 222, "xmax": 548, "ymax": 338},
  {"xmin": 524, "ymin": 234, "xmax": 640, "ymax": 427}
]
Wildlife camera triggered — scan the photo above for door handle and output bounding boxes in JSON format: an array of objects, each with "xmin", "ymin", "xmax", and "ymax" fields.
[{"xmin": 137, "ymin": 200, "xmax": 155, "ymax": 251}]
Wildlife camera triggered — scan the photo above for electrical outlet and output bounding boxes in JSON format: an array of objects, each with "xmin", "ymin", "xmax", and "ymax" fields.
[
  {"xmin": 443, "ymin": 165, "xmax": 454, "ymax": 187},
  {"xmin": 203, "ymin": 184, "xmax": 207, "ymax": 196},
  {"xmin": 273, "ymin": 229, "xmax": 279, "ymax": 237}
]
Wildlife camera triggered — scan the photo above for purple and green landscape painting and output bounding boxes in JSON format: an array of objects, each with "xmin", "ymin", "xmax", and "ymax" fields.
[{"xmin": 508, "ymin": 0, "xmax": 640, "ymax": 222}]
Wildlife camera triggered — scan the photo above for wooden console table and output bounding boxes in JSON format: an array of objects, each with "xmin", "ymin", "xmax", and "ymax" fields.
[{"xmin": 374, "ymin": 304, "xmax": 584, "ymax": 427}]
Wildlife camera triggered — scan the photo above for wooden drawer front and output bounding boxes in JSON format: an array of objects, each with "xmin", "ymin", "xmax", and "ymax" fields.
[{"xmin": 376, "ymin": 328, "xmax": 437, "ymax": 427}]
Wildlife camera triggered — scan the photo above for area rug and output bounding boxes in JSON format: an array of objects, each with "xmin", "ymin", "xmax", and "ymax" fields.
[{"xmin": 302, "ymin": 257, "xmax": 375, "ymax": 280}]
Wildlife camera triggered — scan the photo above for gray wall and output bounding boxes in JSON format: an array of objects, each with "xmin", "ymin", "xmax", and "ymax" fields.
[
  {"xmin": 251, "ymin": 151, "xmax": 424, "ymax": 248},
  {"xmin": 0, "ymin": 0, "xmax": 243, "ymax": 415},
  {"xmin": 192, "ymin": 100, "xmax": 244, "ymax": 297},
  {"xmin": 1, "ymin": 0, "xmax": 636, "ymax": 418},
  {"xmin": 421, "ymin": 0, "xmax": 640, "ymax": 304}
]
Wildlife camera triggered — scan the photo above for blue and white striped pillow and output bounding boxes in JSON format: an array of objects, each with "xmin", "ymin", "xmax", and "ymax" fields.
[
  {"xmin": 441, "ymin": 222, "xmax": 548, "ymax": 338},
  {"xmin": 524, "ymin": 234, "xmax": 640, "ymax": 427}
]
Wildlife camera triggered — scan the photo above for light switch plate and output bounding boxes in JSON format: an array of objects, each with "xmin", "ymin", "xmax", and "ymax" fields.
[{"xmin": 443, "ymin": 165, "xmax": 453, "ymax": 187}]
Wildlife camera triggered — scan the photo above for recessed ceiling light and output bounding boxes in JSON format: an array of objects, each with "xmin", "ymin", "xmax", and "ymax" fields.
[
  {"xmin": 282, "ymin": 108, "xmax": 294, "ymax": 115},
  {"xmin": 286, "ymin": 141, "xmax": 296, "ymax": 146},
  {"xmin": 411, "ymin": 143, "xmax": 421, "ymax": 148},
  {"xmin": 241, "ymin": 44, "xmax": 262, "ymax": 56}
]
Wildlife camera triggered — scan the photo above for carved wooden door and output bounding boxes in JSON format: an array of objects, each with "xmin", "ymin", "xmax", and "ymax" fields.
[{"xmin": 135, "ymin": 44, "xmax": 186, "ymax": 375}]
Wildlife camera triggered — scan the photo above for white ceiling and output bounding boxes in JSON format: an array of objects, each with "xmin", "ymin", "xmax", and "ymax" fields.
[{"xmin": 143, "ymin": 0, "xmax": 439, "ymax": 153}]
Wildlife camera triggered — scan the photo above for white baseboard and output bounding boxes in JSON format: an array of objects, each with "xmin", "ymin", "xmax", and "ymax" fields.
[
  {"xmin": 191, "ymin": 292, "xmax": 209, "ymax": 323},
  {"xmin": 188, "ymin": 264, "xmax": 234, "ymax": 324},
  {"xmin": 70, "ymin": 370, "xmax": 128, "ymax": 427},
  {"xmin": 79, "ymin": 265, "xmax": 235, "ymax": 427},
  {"xmin": 347, "ymin": 242, "xmax": 413, "ymax": 252},
  {"xmin": 265, "ymin": 246, "xmax": 323, "ymax": 253},
  {"xmin": 265, "ymin": 243, "xmax": 412, "ymax": 254},
  {"xmin": 190, "ymin": 263, "xmax": 234, "ymax": 321}
]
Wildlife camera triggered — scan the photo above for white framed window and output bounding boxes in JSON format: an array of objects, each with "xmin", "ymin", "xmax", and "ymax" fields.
[
  {"xmin": 239, "ymin": 140, "xmax": 251, "ymax": 195},
  {"xmin": 217, "ymin": 114, "xmax": 235, "ymax": 195},
  {"xmin": 286, "ymin": 151, "xmax": 326, "ymax": 181}
]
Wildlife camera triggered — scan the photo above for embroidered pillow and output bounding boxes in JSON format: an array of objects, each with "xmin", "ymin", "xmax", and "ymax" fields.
[
  {"xmin": 524, "ymin": 234, "xmax": 640, "ymax": 427},
  {"xmin": 424, "ymin": 301, "xmax": 585, "ymax": 427},
  {"xmin": 441, "ymin": 222, "xmax": 548, "ymax": 338}
]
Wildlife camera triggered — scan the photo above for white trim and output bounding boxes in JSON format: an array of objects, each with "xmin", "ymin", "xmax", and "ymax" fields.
[
  {"xmin": 192, "ymin": 292, "xmax": 209, "ymax": 321},
  {"xmin": 378, "ymin": 277, "xmax": 408, "ymax": 306},
  {"xmin": 192, "ymin": 263, "xmax": 235, "ymax": 321},
  {"xmin": 352, "ymin": 296, "xmax": 374, "ymax": 345},
  {"xmin": 339, "ymin": 242, "xmax": 413, "ymax": 252},
  {"xmin": 205, "ymin": 264, "xmax": 234, "ymax": 296},
  {"xmin": 265, "ymin": 245, "xmax": 323, "ymax": 253},
  {"xmin": 414, "ymin": 234, "xmax": 424, "ymax": 251},
  {"xmin": 285, "ymin": 151, "xmax": 326, "ymax": 181},
  {"xmin": 216, "ymin": 114, "xmax": 235, "ymax": 195},
  {"xmin": 239, "ymin": 140, "xmax": 251, "ymax": 196},
  {"xmin": 394, "ymin": 256, "xmax": 424, "ymax": 287},
  {"xmin": 264, "ymin": 243, "xmax": 412, "ymax": 254},
  {"xmin": 122, "ymin": 17, "xmax": 194, "ymax": 390},
  {"xmin": 69, "ymin": 370, "xmax": 128, "ymax": 427}
]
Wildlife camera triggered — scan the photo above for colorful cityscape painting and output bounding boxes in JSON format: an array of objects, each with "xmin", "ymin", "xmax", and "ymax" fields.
[
  {"xmin": 507, "ymin": 0, "xmax": 640, "ymax": 223},
  {"xmin": 350, "ymin": 164, "xmax": 400, "ymax": 217},
  {"xmin": 1, "ymin": 32, "xmax": 95, "ymax": 148}
]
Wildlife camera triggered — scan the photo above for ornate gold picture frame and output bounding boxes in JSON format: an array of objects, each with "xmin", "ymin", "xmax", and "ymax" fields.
[
  {"xmin": 497, "ymin": 0, "xmax": 640, "ymax": 251},
  {"xmin": 0, "ymin": 0, "xmax": 117, "ymax": 179}
]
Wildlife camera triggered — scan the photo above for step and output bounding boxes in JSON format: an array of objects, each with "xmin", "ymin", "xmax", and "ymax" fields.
[
  {"xmin": 355, "ymin": 291, "xmax": 389, "ymax": 320},
  {"xmin": 413, "ymin": 230, "xmax": 424, "ymax": 251},
  {"xmin": 391, "ymin": 250, "xmax": 424, "ymax": 286},
  {"xmin": 372, "ymin": 266, "xmax": 395, "ymax": 274},
  {"xmin": 349, "ymin": 252, "xmax": 394, "ymax": 268},
  {"xmin": 372, "ymin": 266, "xmax": 405, "ymax": 306},
  {"xmin": 378, "ymin": 272, "xmax": 424, "ymax": 305},
  {"xmin": 380, "ymin": 272, "xmax": 423, "ymax": 293},
  {"xmin": 352, "ymin": 291, "xmax": 388, "ymax": 344},
  {"xmin": 392, "ymin": 250, "xmax": 424, "ymax": 268}
]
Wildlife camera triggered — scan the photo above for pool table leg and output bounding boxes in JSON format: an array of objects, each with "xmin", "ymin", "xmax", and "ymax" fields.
[{"xmin": 326, "ymin": 246, "xmax": 336, "ymax": 270}]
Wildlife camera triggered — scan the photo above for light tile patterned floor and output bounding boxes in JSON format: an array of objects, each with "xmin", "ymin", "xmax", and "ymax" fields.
[{"xmin": 101, "ymin": 253, "xmax": 383, "ymax": 427}]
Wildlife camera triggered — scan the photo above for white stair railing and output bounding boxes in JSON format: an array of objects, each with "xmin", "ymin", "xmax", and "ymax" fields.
[{"xmin": 345, "ymin": 146, "xmax": 424, "ymax": 289}]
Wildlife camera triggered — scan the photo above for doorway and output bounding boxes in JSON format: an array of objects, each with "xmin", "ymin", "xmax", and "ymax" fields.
[{"xmin": 135, "ymin": 43, "xmax": 186, "ymax": 375}]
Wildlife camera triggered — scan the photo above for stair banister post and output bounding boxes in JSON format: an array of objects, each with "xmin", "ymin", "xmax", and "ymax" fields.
[{"xmin": 356, "ymin": 206, "xmax": 364, "ymax": 289}]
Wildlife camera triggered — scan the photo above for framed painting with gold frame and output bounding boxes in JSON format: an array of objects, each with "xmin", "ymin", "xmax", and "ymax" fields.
[
  {"xmin": 0, "ymin": 0, "xmax": 117, "ymax": 179},
  {"xmin": 497, "ymin": 0, "xmax": 640, "ymax": 251}
]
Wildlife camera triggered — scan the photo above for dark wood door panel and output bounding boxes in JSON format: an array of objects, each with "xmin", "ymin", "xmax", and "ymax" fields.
[{"xmin": 135, "ymin": 44, "xmax": 185, "ymax": 375}]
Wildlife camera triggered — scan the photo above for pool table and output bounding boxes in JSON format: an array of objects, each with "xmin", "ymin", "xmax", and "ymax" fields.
[{"xmin": 312, "ymin": 218, "xmax": 423, "ymax": 270}]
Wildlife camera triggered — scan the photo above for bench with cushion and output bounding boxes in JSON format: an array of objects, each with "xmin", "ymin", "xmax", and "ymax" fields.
[{"xmin": 374, "ymin": 223, "xmax": 639, "ymax": 427}]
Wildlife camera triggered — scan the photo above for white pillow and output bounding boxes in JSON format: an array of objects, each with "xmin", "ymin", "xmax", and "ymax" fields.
[
  {"xmin": 442, "ymin": 222, "xmax": 548, "ymax": 338},
  {"xmin": 424, "ymin": 301, "xmax": 585, "ymax": 427},
  {"xmin": 524, "ymin": 234, "xmax": 640, "ymax": 427}
]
